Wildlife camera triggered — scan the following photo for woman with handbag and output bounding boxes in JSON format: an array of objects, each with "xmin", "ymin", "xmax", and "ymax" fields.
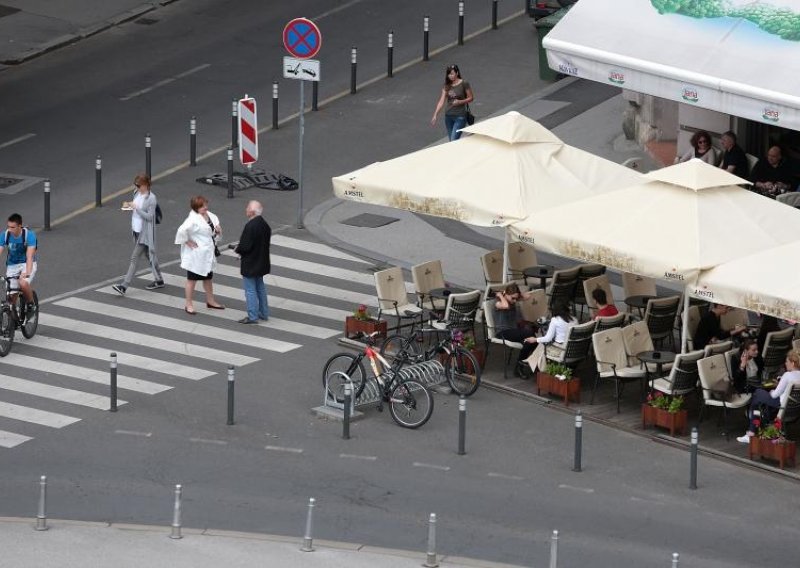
[
  {"xmin": 430, "ymin": 64, "xmax": 474, "ymax": 141},
  {"xmin": 174, "ymin": 195, "xmax": 224, "ymax": 314}
]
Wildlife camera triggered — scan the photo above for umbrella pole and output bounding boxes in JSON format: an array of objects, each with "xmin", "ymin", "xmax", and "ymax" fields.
[
  {"xmin": 681, "ymin": 287, "xmax": 690, "ymax": 354},
  {"xmin": 502, "ymin": 228, "xmax": 510, "ymax": 284}
]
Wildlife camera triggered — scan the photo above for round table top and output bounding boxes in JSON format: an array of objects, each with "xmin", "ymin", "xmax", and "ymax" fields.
[
  {"xmin": 624, "ymin": 294, "xmax": 658, "ymax": 309},
  {"xmin": 522, "ymin": 265, "xmax": 555, "ymax": 278},
  {"xmin": 428, "ymin": 286, "xmax": 468, "ymax": 299},
  {"xmin": 636, "ymin": 350, "xmax": 676, "ymax": 365}
]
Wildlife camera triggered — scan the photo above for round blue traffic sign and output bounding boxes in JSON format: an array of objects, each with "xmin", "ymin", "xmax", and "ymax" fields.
[{"xmin": 283, "ymin": 18, "xmax": 322, "ymax": 59}]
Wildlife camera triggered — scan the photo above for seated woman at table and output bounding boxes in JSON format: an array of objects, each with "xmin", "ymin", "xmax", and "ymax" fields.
[
  {"xmin": 493, "ymin": 283, "xmax": 537, "ymax": 378},
  {"xmin": 592, "ymin": 288, "xmax": 618, "ymax": 319},
  {"xmin": 737, "ymin": 349, "xmax": 800, "ymax": 443},
  {"xmin": 525, "ymin": 298, "xmax": 577, "ymax": 375},
  {"xmin": 675, "ymin": 131, "xmax": 719, "ymax": 166},
  {"xmin": 730, "ymin": 339, "xmax": 763, "ymax": 394}
]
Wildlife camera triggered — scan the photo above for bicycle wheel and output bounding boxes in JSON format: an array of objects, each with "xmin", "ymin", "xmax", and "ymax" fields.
[
  {"xmin": 322, "ymin": 353, "xmax": 366, "ymax": 403},
  {"xmin": 445, "ymin": 346, "xmax": 481, "ymax": 397},
  {"xmin": 389, "ymin": 379, "xmax": 434, "ymax": 428},
  {"xmin": 0, "ymin": 306, "xmax": 14, "ymax": 357},
  {"xmin": 380, "ymin": 333, "xmax": 421, "ymax": 362},
  {"xmin": 21, "ymin": 291, "xmax": 38, "ymax": 339}
]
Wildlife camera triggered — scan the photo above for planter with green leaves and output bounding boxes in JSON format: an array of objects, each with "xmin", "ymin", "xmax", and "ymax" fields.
[
  {"xmin": 537, "ymin": 362, "xmax": 580, "ymax": 406},
  {"xmin": 749, "ymin": 419, "xmax": 796, "ymax": 469},
  {"xmin": 345, "ymin": 304, "xmax": 387, "ymax": 341},
  {"xmin": 641, "ymin": 393, "xmax": 687, "ymax": 436}
]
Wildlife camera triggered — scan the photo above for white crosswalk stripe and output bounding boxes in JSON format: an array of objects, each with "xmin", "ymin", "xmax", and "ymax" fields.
[
  {"xmin": 0, "ymin": 401, "xmax": 80, "ymax": 428},
  {"xmin": 0, "ymin": 374, "xmax": 127, "ymax": 409},
  {"xmin": 271, "ymin": 235, "xmax": 369, "ymax": 264},
  {"xmin": 0, "ymin": 430, "xmax": 32, "ymax": 448}
]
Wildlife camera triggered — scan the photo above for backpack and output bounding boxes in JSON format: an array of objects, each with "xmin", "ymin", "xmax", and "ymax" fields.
[
  {"xmin": 155, "ymin": 204, "xmax": 163, "ymax": 225},
  {"xmin": 2, "ymin": 227, "xmax": 35, "ymax": 250}
]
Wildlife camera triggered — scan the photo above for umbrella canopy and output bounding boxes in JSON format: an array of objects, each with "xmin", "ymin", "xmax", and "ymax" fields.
[
  {"xmin": 510, "ymin": 160, "xmax": 800, "ymax": 282},
  {"xmin": 331, "ymin": 111, "xmax": 643, "ymax": 227},
  {"xmin": 644, "ymin": 158, "xmax": 749, "ymax": 190},
  {"xmin": 693, "ymin": 241, "xmax": 800, "ymax": 322}
]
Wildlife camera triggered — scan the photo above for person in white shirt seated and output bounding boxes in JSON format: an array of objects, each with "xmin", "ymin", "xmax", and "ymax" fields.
[{"xmin": 525, "ymin": 298, "xmax": 577, "ymax": 375}]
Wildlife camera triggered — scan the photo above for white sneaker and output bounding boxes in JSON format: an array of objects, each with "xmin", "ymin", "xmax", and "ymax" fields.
[{"xmin": 736, "ymin": 434, "xmax": 752, "ymax": 444}]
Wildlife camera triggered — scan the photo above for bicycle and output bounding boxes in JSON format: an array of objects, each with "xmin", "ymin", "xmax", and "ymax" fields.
[
  {"xmin": 380, "ymin": 327, "xmax": 482, "ymax": 397},
  {"xmin": 322, "ymin": 333, "xmax": 434, "ymax": 429},
  {"xmin": 0, "ymin": 273, "xmax": 39, "ymax": 357}
]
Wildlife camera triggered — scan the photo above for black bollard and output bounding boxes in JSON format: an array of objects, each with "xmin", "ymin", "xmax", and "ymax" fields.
[
  {"xmin": 272, "ymin": 82, "xmax": 279, "ymax": 130},
  {"xmin": 43, "ymin": 180, "xmax": 51, "ymax": 231},
  {"xmin": 227, "ymin": 366, "xmax": 235, "ymax": 425},
  {"xmin": 350, "ymin": 47, "xmax": 357, "ymax": 94},
  {"xmin": 387, "ymin": 31, "xmax": 394, "ymax": 78},
  {"xmin": 343, "ymin": 383, "xmax": 352, "ymax": 440},
  {"xmin": 423, "ymin": 16, "xmax": 430, "ymax": 61},
  {"xmin": 110, "ymin": 352, "xmax": 118, "ymax": 412},
  {"xmin": 226, "ymin": 148, "xmax": 234, "ymax": 199},
  {"xmin": 689, "ymin": 427, "xmax": 698, "ymax": 489},
  {"xmin": 492, "ymin": 0, "xmax": 499, "ymax": 29},
  {"xmin": 458, "ymin": 395, "xmax": 466, "ymax": 455},
  {"xmin": 231, "ymin": 99, "xmax": 238, "ymax": 149},
  {"xmin": 145, "ymin": 133, "xmax": 152, "ymax": 179},
  {"xmin": 189, "ymin": 117, "xmax": 197, "ymax": 167},
  {"xmin": 458, "ymin": 1, "xmax": 465, "ymax": 45},
  {"xmin": 95, "ymin": 156, "xmax": 102, "ymax": 207},
  {"xmin": 572, "ymin": 410, "xmax": 582, "ymax": 472}
]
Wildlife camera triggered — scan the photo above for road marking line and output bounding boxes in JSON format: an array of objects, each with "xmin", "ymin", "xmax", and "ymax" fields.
[
  {"xmin": 413, "ymin": 462, "xmax": 451, "ymax": 471},
  {"xmin": 271, "ymin": 235, "xmax": 369, "ymax": 264},
  {"xmin": 558, "ymin": 484, "xmax": 594, "ymax": 494},
  {"xmin": 339, "ymin": 453, "xmax": 377, "ymax": 461},
  {"xmin": 0, "ymin": 374, "xmax": 127, "ymax": 409},
  {"xmin": 0, "ymin": 133, "xmax": 36, "ymax": 150},
  {"xmin": 0, "ymin": 429, "xmax": 33, "ymax": 448},
  {"xmin": 41, "ymin": 313, "xmax": 258, "ymax": 366},
  {"xmin": 0, "ymin": 401, "xmax": 79, "ymax": 428},
  {"xmin": 119, "ymin": 64, "xmax": 211, "ymax": 101},
  {"xmin": 265, "ymin": 445, "xmax": 304, "ymax": 454},
  {"xmin": 115, "ymin": 430, "xmax": 152, "ymax": 437},
  {"xmin": 630, "ymin": 496, "xmax": 665, "ymax": 506},
  {"xmin": 487, "ymin": 472, "xmax": 524, "ymax": 481},
  {"xmin": 190, "ymin": 438, "xmax": 228, "ymax": 445}
]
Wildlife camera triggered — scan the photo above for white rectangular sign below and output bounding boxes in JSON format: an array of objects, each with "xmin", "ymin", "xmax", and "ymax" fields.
[{"xmin": 283, "ymin": 57, "xmax": 320, "ymax": 82}]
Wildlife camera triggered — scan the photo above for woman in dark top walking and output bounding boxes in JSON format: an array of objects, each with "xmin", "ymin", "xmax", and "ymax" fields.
[{"xmin": 431, "ymin": 64, "xmax": 474, "ymax": 141}]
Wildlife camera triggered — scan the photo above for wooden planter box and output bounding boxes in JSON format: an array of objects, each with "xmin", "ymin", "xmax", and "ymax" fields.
[
  {"xmin": 345, "ymin": 317, "xmax": 387, "ymax": 341},
  {"xmin": 470, "ymin": 348, "xmax": 486, "ymax": 371},
  {"xmin": 749, "ymin": 437, "xmax": 797, "ymax": 469},
  {"xmin": 536, "ymin": 372, "xmax": 580, "ymax": 407},
  {"xmin": 641, "ymin": 404, "xmax": 687, "ymax": 437}
]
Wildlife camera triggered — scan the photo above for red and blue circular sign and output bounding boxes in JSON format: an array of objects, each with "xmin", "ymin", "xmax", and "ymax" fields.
[{"xmin": 283, "ymin": 18, "xmax": 322, "ymax": 59}]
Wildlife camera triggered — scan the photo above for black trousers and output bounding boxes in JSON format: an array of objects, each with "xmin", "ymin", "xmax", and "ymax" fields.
[{"xmin": 496, "ymin": 329, "xmax": 537, "ymax": 362}]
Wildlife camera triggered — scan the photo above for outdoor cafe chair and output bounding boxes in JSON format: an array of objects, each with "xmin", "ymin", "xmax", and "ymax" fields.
[
  {"xmin": 506, "ymin": 241, "xmax": 538, "ymax": 284},
  {"xmin": 621, "ymin": 321, "xmax": 673, "ymax": 374},
  {"xmin": 776, "ymin": 192, "xmax": 800, "ymax": 209},
  {"xmin": 684, "ymin": 305, "xmax": 702, "ymax": 351},
  {"xmin": 592, "ymin": 327, "xmax": 646, "ymax": 412},
  {"xmin": 643, "ymin": 295, "xmax": 681, "ymax": 351},
  {"xmin": 547, "ymin": 266, "xmax": 580, "ymax": 316},
  {"xmin": 573, "ymin": 263, "xmax": 606, "ymax": 320},
  {"xmin": 483, "ymin": 298, "xmax": 523, "ymax": 379},
  {"xmin": 704, "ymin": 340, "xmax": 733, "ymax": 358},
  {"xmin": 761, "ymin": 327, "xmax": 794, "ymax": 381},
  {"xmin": 720, "ymin": 307, "xmax": 749, "ymax": 334},
  {"xmin": 480, "ymin": 249, "xmax": 504, "ymax": 287},
  {"xmin": 777, "ymin": 385, "xmax": 800, "ymax": 427},
  {"xmin": 374, "ymin": 266, "xmax": 423, "ymax": 333},
  {"xmin": 518, "ymin": 288, "xmax": 548, "ymax": 327},
  {"xmin": 582, "ymin": 274, "xmax": 614, "ymax": 320},
  {"xmin": 651, "ymin": 349, "xmax": 704, "ymax": 398},
  {"xmin": 622, "ymin": 272, "xmax": 657, "ymax": 317},
  {"xmin": 411, "ymin": 260, "xmax": 447, "ymax": 313},
  {"xmin": 697, "ymin": 354, "xmax": 751, "ymax": 439},
  {"xmin": 595, "ymin": 312, "xmax": 626, "ymax": 333},
  {"xmin": 544, "ymin": 320, "xmax": 595, "ymax": 371},
  {"xmin": 431, "ymin": 290, "xmax": 481, "ymax": 337}
]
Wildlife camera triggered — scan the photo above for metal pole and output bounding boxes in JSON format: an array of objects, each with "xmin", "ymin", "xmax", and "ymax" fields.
[
  {"xmin": 424, "ymin": 513, "xmax": 438, "ymax": 567},
  {"xmin": 227, "ymin": 148, "xmax": 234, "ymax": 199},
  {"xmin": 300, "ymin": 497, "xmax": 315, "ymax": 552},
  {"xmin": 311, "ymin": 81, "xmax": 319, "ymax": 111},
  {"xmin": 272, "ymin": 82, "xmax": 279, "ymax": 130},
  {"xmin": 387, "ymin": 31, "xmax": 394, "ymax": 78},
  {"xmin": 457, "ymin": 395, "xmax": 466, "ymax": 455},
  {"xmin": 145, "ymin": 133, "xmax": 152, "ymax": 179},
  {"xmin": 689, "ymin": 427, "xmax": 698, "ymax": 490},
  {"xmin": 492, "ymin": 0, "xmax": 499, "ymax": 29},
  {"xmin": 170, "ymin": 484, "xmax": 183, "ymax": 539},
  {"xmin": 458, "ymin": 1, "xmax": 465, "ymax": 45},
  {"xmin": 43, "ymin": 180, "xmax": 51, "ymax": 231},
  {"xmin": 95, "ymin": 156, "xmax": 102, "ymax": 207},
  {"xmin": 297, "ymin": 80, "xmax": 305, "ymax": 229},
  {"xmin": 189, "ymin": 117, "xmax": 197, "ymax": 167},
  {"xmin": 227, "ymin": 366, "xmax": 235, "ymax": 425},
  {"xmin": 350, "ymin": 47, "xmax": 357, "ymax": 94},
  {"xmin": 549, "ymin": 529, "xmax": 559, "ymax": 568},
  {"xmin": 423, "ymin": 16, "xmax": 430, "ymax": 61},
  {"xmin": 672, "ymin": 552, "xmax": 680, "ymax": 567},
  {"xmin": 231, "ymin": 99, "xmax": 238, "ymax": 149},
  {"xmin": 35, "ymin": 475, "xmax": 48, "ymax": 531},
  {"xmin": 110, "ymin": 352, "xmax": 118, "ymax": 412},
  {"xmin": 343, "ymin": 383, "xmax": 352, "ymax": 440},
  {"xmin": 573, "ymin": 411, "xmax": 583, "ymax": 472}
]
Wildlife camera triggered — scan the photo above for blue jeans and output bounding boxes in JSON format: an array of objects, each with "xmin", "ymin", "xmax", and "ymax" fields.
[
  {"xmin": 242, "ymin": 276, "xmax": 269, "ymax": 321},
  {"xmin": 445, "ymin": 115, "xmax": 467, "ymax": 141}
]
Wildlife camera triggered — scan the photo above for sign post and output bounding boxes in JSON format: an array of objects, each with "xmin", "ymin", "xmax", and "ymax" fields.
[{"xmin": 282, "ymin": 17, "xmax": 322, "ymax": 229}]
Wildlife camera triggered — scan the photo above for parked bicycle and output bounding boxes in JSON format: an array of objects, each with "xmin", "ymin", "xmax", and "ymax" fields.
[
  {"xmin": 0, "ymin": 273, "xmax": 39, "ymax": 356},
  {"xmin": 322, "ymin": 333, "xmax": 434, "ymax": 429},
  {"xmin": 380, "ymin": 327, "xmax": 482, "ymax": 397}
]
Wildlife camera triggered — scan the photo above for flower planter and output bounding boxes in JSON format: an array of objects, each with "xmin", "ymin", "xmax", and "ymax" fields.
[
  {"xmin": 536, "ymin": 372, "xmax": 580, "ymax": 407},
  {"xmin": 641, "ymin": 404, "xmax": 687, "ymax": 437},
  {"xmin": 749, "ymin": 437, "xmax": 797, "ymax": 469},
  {"xmin": 345, "ymin": 317, "xmax": 387, "ymax": 342}
]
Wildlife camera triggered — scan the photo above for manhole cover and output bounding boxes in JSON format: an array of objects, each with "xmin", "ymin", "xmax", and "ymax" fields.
[
  {"xmin": 0, "ymin": 176, "xmax": 22, "ymax": 190},
  {"xmin": 341, "ymin": 213, "xmax": 399, "ymax": 228}
]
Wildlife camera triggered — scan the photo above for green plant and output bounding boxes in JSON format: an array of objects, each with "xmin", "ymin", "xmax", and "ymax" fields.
[
  {"xmin": 352, "ymin": 304, "xmax": 371, "ymax": 321},
  {"xmin": 646, "ymin": 392, "xmax": 684, "ymax": 414},
  {"xmin": 462, "ymin": 335, "xmax": 476, "ymax": 351},
  {"xmin": 757, "ymin": 419, "xmax": 787, "ymax": 443},
  {"xmin": 544, "ymin": 361, "xmax": 573, "ymax": 380}
]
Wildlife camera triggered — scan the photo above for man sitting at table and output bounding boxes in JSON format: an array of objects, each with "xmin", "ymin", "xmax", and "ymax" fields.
[
  {"xmin": 719, "ymin": 131, "xmax": 749, "ymax": 179},
  {"xmin": 693, "ymin": 304, "xmax": 746, "ymax": 351},
  {"xmin": 750, "ymin": 146, "xmax": 796, "ymax": 197},
  {"xmin": 592, "ymin": 288, "xmax": 618, "ymax": 319}
]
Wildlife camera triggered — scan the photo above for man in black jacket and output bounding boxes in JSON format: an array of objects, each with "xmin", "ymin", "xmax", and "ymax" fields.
[{"xmin": 234, "ymin": 200, "xmax": 271, "ymax": 324}]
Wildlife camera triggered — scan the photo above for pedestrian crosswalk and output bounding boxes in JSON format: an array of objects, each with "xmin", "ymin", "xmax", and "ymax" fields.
[{"xmin": 0, "ymin": 233, "xmax": 396, "ymax": 449}]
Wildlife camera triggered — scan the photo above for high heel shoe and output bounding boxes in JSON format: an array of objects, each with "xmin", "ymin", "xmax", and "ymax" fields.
[
  {"xmin": 206, "ymin": 303, "xmax": 225, "ymax": 310},
  {"xmin": 184, "ymin": 306, "xmax": 196, "ymax": 315}
]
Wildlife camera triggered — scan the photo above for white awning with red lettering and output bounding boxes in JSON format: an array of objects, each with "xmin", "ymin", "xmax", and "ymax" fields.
[{"xmin": 543, "ymin": 0, "xmax": 800, "ymax": 130}]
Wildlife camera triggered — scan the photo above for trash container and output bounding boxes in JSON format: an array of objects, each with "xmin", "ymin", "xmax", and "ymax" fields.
[{"xmin": 534, "ymin": 7, "xmax": 571, "ymax": 81}]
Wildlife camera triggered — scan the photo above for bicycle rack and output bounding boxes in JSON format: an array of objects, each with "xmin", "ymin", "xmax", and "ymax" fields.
[
  {"xmin": 323, "ymin": 371, "xmax": 354, "ymax": 415},
  {"xmin": 354, "ymin": 360, "xmax": 446, "ymax": 408}
]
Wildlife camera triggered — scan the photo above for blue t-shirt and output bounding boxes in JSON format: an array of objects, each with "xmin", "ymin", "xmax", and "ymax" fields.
[{"xmin": 4, "ymin": 229, "xmax": 37, "ymax": 265}]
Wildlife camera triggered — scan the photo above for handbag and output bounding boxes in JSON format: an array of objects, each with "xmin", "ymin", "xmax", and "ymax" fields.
[
  {"xmin": 207, "ymin": 216, "xmax": 221, "ymax": 257},
  {"xmin": 465, "ymin": 104, "xmax": 475, "ymax": 126}
]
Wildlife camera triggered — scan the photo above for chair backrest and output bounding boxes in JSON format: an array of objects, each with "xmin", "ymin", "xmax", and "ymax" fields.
[
  {"xmin": 776, "ymin": 192, "xmax": 800, "ymax": 208},
  {"xmin": 644, "ymin": 295, "xmax": 681, "ymax": 341},
  {"xmin": 724, "ymin": 348, "xmax": 737, "ymax": 379},
  {"xmin": 592, "ymin": 327, "xmax": 628, "ymax": 374},
  {"xmin": 561, "ymin": 320, "xmax": 596, "ymax": 366},
  {"xmin": 481, "ymin": 249, "xmax": 504, "ymax": 286},
  {"xmin": 573, "ymin": 264, "xmax": 606, "ymax": 303},
  {"xmin": 442, "ymin": 290, "xmax": 482, "ymax": 329},
  {"xmin": 704, "ymin": 340, "xmax": 733, "ymax": 358},
  {"xmin": 595, "ymin": 312, "xmax": 626, "ymax": 332},
  {"xmin": 745, "ymin": 153, "xmax": 759, "ymax": 176},
  {"xmin": 762, "ymin": 327, "xmax": 795, "ymax": 377},
  {"xmin": 583, "ymin": 274, "xmax": 614, "ymax": 317},
  {"xmin": 548, "ymin": 266, "xmax": 580, "ymax": 312},
  {"xmin": 697, "ymin": 354, "xmax": 732, "ymax": 402},
  {"xmin": 519, "ymin": 288, "xmax": 548, "ymax": 324},
  {"xmin": 622, "ymin": 321, "xmax": 654, "ymax": 366},
  {"xmin": 411, "ymin": 260, "xmax": 445, "ymax": 297},
  {"xmin": 685, "ymin": 305, "xmax": 702, "ymax": 350},
  {"xmin": 374, "ymin": 266, "xmax": 410, "ymax": 310},
  {"xmin": 483, "ymin": 283, "xmax": 508, "ymax": 306},
  {"xmin": 506, "ymin": 241, "xmax": 538, "ymax": 276},
  {"xmin": 719, "ymin": 308, "xmax": 749, "ymax": 333},
  {"xmin": 482, "ymin": 299, "xmax": 497, "ymax": 337},
  {"xmin": 622, "ymin": 272, "xmax": 657, "ymax": 298},
  {"xmin": 778, "ymin": 386, "xmax": 800, "ymax": 423},
  {"xmin": 664, "ymin": 350, "xmax": 704, "ymax": 394}
]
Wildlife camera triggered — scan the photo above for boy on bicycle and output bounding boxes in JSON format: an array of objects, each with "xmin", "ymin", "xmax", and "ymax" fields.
[{"xmin": 0, "ymin": 213, "xmax": 38, "ymax": 313}]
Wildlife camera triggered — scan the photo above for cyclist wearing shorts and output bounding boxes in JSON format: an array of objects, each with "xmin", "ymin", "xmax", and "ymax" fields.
[{"xmin": 0, "ymin": 213, "xmax": 38, "ymax": 311}]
